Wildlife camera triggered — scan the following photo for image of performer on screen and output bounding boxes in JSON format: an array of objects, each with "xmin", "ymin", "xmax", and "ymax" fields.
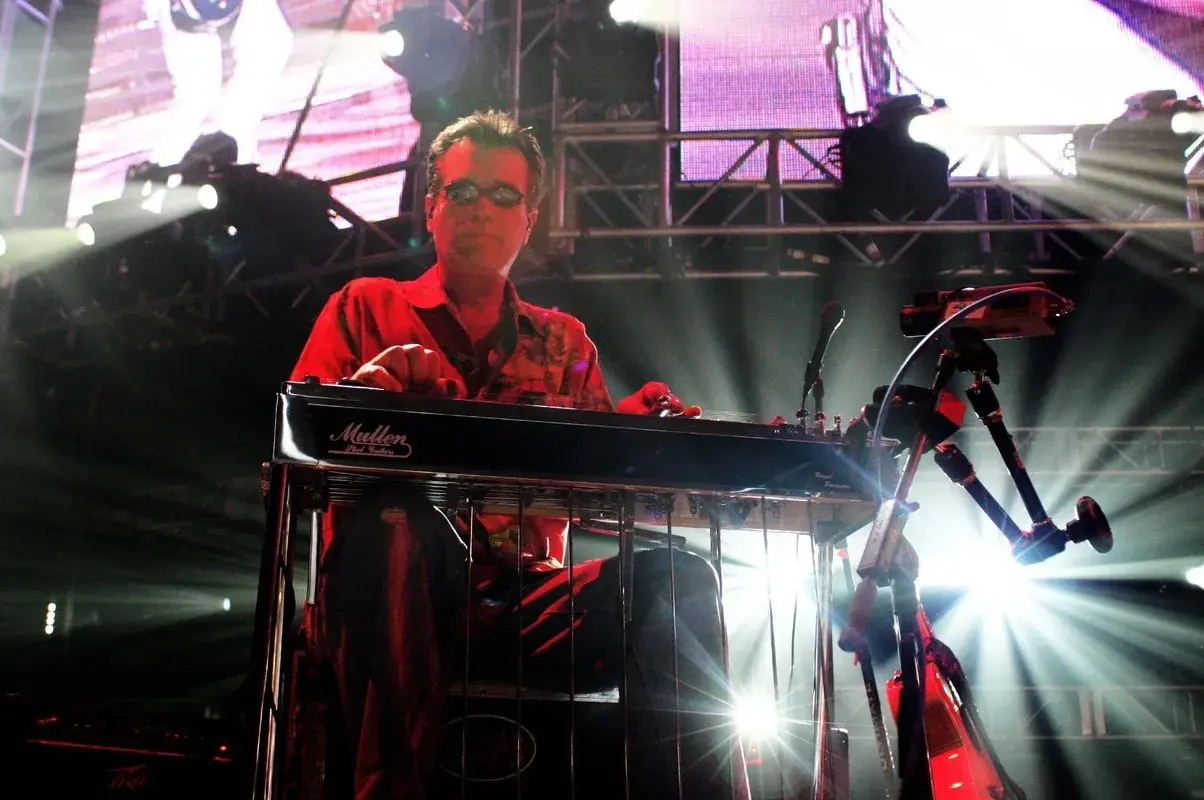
[
  {"xmin": 289, "ymin": 110, "xmax": 750, "ymax": 800},
  {"xmin": 144, "ymin": 0, "xmax": 294, "ymax": 167},
  {"xmin": 830, "ymin": 0, "xmax": 1203, "ymax": 126}
]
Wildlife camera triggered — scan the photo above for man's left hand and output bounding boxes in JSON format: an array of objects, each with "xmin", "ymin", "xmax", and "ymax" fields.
[{"xmin": 616, "ymin": 381, "xmax": 702, "ymax": 417}]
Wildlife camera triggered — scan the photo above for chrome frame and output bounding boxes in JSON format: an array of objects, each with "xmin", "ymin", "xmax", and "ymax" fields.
[{"xmin": 250, "ymin": 452, "xmax": 876, "ymax": 800}]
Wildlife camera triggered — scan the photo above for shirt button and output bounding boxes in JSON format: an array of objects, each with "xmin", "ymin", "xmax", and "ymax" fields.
[{"xmin": 487, "ymin": 351, "xmax": 500, "ymax": 366}]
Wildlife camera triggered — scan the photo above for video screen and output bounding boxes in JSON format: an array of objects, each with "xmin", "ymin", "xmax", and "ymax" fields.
[
  {"xmin": 66, "ymin": 0, "xmax": 419, "ymax": 226},
  {"xmin": 679, "ymin": 0, "xmax": 1204, "ymax": 182}
]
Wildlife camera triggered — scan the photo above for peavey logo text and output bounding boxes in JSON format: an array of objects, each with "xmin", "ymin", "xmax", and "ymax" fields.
[{"xmin": 329, "ymin": 422, "xmax": 413, "ymax": 458}]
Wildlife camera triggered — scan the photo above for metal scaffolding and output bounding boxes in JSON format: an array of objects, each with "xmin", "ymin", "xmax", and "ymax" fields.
[
  {"xmin": 0, "ymin": 0, "xmax": 61, "ymax": 347},
  {"xmin": 4, "ymin": 0, "xmax": 1204, "ymax": 352},
  {"xmin": 0, "ymin": 0, "xmax": 60, "ymax": 218}
]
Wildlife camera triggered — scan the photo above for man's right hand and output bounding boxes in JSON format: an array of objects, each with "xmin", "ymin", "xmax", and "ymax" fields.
[{"xmin": 351, "ymin": 344, "xmax": 468, "ymax": 398}]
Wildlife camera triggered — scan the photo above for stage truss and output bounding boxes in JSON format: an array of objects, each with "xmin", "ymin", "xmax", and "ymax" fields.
[{"xmin": 4, "ymin": 0, "xmax": 1204, "ymax": 353}]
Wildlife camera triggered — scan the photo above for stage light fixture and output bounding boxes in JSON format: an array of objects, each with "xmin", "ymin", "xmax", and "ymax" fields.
[
  {"xmin": 558, "ymin": 5, "xmax": 660, "ymax": 109},
  {"xmin": 377, "ymin": 6, "xmax": 473, "ymax": 97},
  {"xmin": 838, "ymin": 94, "xmax": 950, "ymax": 220},
  {"xmin": 1076, "ymin": 89, "xmax": 1203, "ymax": 211}
]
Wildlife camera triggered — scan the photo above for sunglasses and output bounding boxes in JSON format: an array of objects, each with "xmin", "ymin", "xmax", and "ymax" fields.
[{"xmin": 441, "ymin": 180, "xmax": 526, "ymax": 209}]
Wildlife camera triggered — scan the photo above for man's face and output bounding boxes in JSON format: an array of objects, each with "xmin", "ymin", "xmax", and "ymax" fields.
[{"xmin": 425, "ymin": 139, "xmax": 538, "ymax": 283}]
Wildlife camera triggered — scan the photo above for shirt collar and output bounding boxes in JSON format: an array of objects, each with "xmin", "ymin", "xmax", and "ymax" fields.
[{"xmin": 409, "ymin": 267, "xmax": 544, "ymax": 337}]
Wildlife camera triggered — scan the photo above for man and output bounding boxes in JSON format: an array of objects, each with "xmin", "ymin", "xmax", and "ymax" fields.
[
  {"xmin": 145, "ymin": 0, "xmax": 293, "ymax": 166},
  {"xmin": 290, "ymin": 110, "xmax": 749, "ymax": 800}
]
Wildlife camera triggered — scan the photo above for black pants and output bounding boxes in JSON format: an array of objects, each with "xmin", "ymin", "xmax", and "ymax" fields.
[{"xmin": 316, "ymin": 485, "xmax": 749, "ymax": 800}]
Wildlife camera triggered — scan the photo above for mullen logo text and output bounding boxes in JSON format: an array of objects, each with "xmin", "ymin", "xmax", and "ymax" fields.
[{"xmin": 329, "ymin": 422, "xmax": 413, "ymax": 458}]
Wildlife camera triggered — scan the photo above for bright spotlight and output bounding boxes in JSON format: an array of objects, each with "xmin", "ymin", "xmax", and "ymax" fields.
[
  {"xmin": 44, "ymin": 624, "xmax": 54, "ymax": 635},
  {"xmin": 1186, "ymin": 565, "xmax": 1204, "ymax": 589},
  {"xmin": 379, "ymin": 28, "xmax": 404, "ymax": 58},
  {"xmin": 47, "ymin": 602, "xmax": 57, "ymax": 612},
  {"xmin": 196, "ymin": 184, "xmax": 219, "ymax": 210},
  {"xmin": 608, "ymin": 0, "xmax": 641, "ymax": 23},
  {"xmin": 222, "ymin": 598, "xmax": 232, "ymax": 612},
  {"xmin": 733, "ymin": 696, "xmax": 778, "ymax": 741},
  {"xmin": 0, "ymin": 233, "xmax": 7, "ymax": 258},
  {"xmin": 77, "ymin": 222, "xmax": 96, "ymax": 247}
]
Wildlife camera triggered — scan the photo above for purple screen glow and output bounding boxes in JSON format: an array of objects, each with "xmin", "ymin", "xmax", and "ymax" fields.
[{"xmin": 679, "ymin": 0, "xmax": 1204, "ymax": 181}]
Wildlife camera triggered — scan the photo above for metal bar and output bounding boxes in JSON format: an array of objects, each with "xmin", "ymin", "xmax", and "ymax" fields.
[
  {"xmin": 761, "ymin": 499, "xmax": 784, "ymax": 797},
  {"xmin": 11, "ymin": 0, "xmax": 60, "ymax": 216},
  {"xmin": 559, "ymin": 123, "xmax": 1085, "ymax": 142},
  {"xmin": 659, "ymin": 25, "xmax": 677, "ymax": 234},
  {"xmin": 667, "ymin": 500, "xmax": 683, "ymax": 800},
  {"xmin": 767, "ymin": 137, "xmax": 785, "ymax": 274},
  {"xmin": 706, "ymin": 517, "xmax": 739, "ymax": 800},
  {"xmin": 516, "ymin": 490, "xmax": 525, "ymax": 799},
  {"xmin": 251, "ymin": 465, "xmax": 294, "ymax": 800},
  {"xmin": 699, "ymin": 185, "xmax": 765, "ymax": 249},
  {"xmin": 510, "ymin": 0, "xmax": 523, "ymax": 121},
  {"xmin": 676, "ymin": 138, "xmax": 767, "ymax": 226},
  {"xmin": 548, "ymin": 218, "xmax": 1204, "ymax": 238},
  {"xmin": 567, "ymin": 175, "xmax": 1204, "ymax": 193},
  {"xmin": 810, "ymin": 535, "xmax": 837, "ymax": 800},
  {"xmin": 306, "ymin": 511, "xmax": 321, "ymax": 604},
  {"xmin": 568, "ymin": 142, "xmax": 653, "ymax": 226},
  {"xmin": 782, "ymin": 191, "xmax": 873, "ymax": 264},
  {"xmin": 884, "ymin": 190, "xmax": 967, "ymax": 266},
  {"xmin": 567, "ymin": 489, "xmax": 577, "ymax": 800},
  {"xmin": 619, "ymin": 494, "xmax": 632, "ymax": 800},
  {"xmin": 783, "ymin": 137, "xmax": 840, "ymax": 181},
  {"xmin": 0, "ymin": 0, "xmax": 17, "ymax": 105},
  {"xmin": 15, "ymin": 0, "xmax": 49, "ymax": 25},
  {"xmin": 461, "ymin": 503, "xmax": 474, "ymax": 799},
  {"xmin": 0, "ymin": 135, "xmax": 25, "ymax": 158},
  {"xmin": 279, "ymin": 0, "xmax": 356, "ymax": 172},
  {"xmin": 324, "ymin": 158, "xmax": 417, "ymax": 187}
]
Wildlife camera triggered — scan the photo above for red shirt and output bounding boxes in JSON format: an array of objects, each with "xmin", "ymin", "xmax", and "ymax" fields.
[{"xmin": 290, "ymin": 270, "xmax": 615, "ymax": 569}]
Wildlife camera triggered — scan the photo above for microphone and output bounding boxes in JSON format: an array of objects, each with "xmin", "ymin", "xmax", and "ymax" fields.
[{"xmin": 797, "ymin": 301, "xmax": 846, "ymax": 421}]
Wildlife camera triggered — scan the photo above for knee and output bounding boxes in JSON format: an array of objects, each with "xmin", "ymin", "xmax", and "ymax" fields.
[
  {"xmin": 636, "ymin": 548, "xmax": 721, "ymax": 600},
  {"xmin": 348, "ymin": 485, "xmax": 444, "ymax": 535},
  {"xmin": 328, "ymin": 486, "xmax": 459, "ymax": 570}
]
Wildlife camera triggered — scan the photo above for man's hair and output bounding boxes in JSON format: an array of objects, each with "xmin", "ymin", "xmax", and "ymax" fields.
[{"xmin": 426, "ymin": 110, "xmax": 546, "ymax": 207}]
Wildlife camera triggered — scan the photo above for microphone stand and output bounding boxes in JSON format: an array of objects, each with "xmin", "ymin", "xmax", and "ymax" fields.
[
  {"xmin": 930, "ymin": 332, "xmax": 1113, "ymax": 565},
  {"xmin": 847, "ymin": 331, "xmax": 992, "ymax": 800},
  {"xmin": 847, "ymin": 327, "xmax": 1114, "ymax": 800},
  {"xmin": 796, "ymin": 300, "xmax": 847, "ymax": 800},
  {"xmin": 797, "ymin": 301, "xmax": 846, "ymax": 430}
]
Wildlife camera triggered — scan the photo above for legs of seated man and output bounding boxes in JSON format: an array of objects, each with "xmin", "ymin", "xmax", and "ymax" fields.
[
  {"xmin": 318, "ymin": 485, "xmax": 468, "ymax": 800},
  {"xmin": 319, "ymin": 484, "xmax": 748, "ymax": 800},
  {"xmin": 483, "ymin": 548, "xmax": 751, "ymax": 800}
]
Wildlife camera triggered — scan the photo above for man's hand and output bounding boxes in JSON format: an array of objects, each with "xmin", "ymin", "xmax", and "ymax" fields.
[
  {"xmin": 616, "ymin": 381, "xmax": 702, "ymax": 417},
  {"xmin": 351, "ymin": 344, "xmax": 468, "ymax": 398}
]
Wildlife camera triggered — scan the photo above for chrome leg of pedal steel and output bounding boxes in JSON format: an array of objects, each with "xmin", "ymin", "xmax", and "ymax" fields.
[
  {"xmin": 307, "ymin": 511, "xmax": 321, "ymax": 605},
  {"xmin": 618, "ymin": 496, "xmax": 633, "ymax": 799},
  {"xmin": 707, "ymin": 518, "xmax": 739, "ymax": 800},
  {"xmin": 810, "ymin": 533, "xmax": 838, "ymax": 800},
  {"xmin": 567, "ymin": 491, "xmax": 577, "ymax": 800},
  {"xmin": 251, "ymin": 464, "xmax": 297, "ymax": 800},
  {"xmin": 515, "ymin": 492, "xmax": 526, "ymax": 800},
  {"xmin": 761, "ymin": 499, "xmax": 785, "ymax": 799},
  {"xmin": 666, "ymin": 501, "xmax": 684, "ymax": 800},
  {"xmin": 461, "ymin": 504, "xmax": 475, "ymax": 800}
]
